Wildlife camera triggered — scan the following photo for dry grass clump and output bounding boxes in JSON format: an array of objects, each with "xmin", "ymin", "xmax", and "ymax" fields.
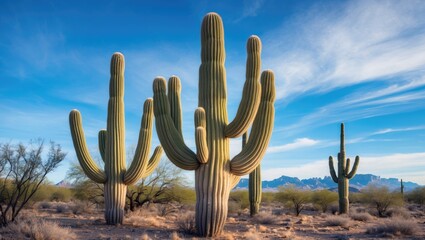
[
  {"xmin": 253, "ymin": 211, "xmax": 278, "ymax": 225},
  {"xmin": 7, "ymin": 217, "xmax": 76, "ymax": 240},
  {"xmin": 55, "ymin": 203, "xmax": 69, "ymax": 213},
  {"xmin": 169, "ymin": 231, "xmax": 181, "ymax": 240},
  {"xmin": 350, "ymin": 212, "xmax": 373, "ymax": 222},
  {"xmin": 177, "ymin": 212, "xmax": 196, "ymax": 235},
  {"xmin": 69, "ymin": 201, "xmax": 94, "ymax": 215},
  {"xmin": 38, "ymin": 201, "xmax": 53, "ymax": 209},
  {"xmin": 324, "ymin": 215, "xmax": 351, "ymax": 228},
  {"xmin": 244, "ymin": 228, "xmax": 261, "ymax": 240},
  {"xmin": 386, "ymin": 207, "xmax": 411, "ymax": 219},
  {"xmin": 366, "ymin": 217, "xmax": 419, "ymax": 236}
]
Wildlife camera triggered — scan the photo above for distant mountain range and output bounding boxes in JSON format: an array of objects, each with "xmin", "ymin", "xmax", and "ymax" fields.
[{"xmin": 235, "ymin": 174, "xmax": 420, "ymax": 192}]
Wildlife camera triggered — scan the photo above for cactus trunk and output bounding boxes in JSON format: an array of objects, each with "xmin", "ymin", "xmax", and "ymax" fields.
[
  {"xmin": 69, "ymin": 53, "xmax": 162, "ymax": 225},
  {"xmin": 245, "ymin": 132, "xmax": 262, "ymax": 216},
  {"xmin": 153, "ymin": 13, "xmax": 275, "ymax": 237},
  {"xmin": 249, "ymin": 165, "xmax": 261, "ymax": 216},
  {"xmin": 329, "ymin": 123, "xmax": 360, "ymax": 214}
]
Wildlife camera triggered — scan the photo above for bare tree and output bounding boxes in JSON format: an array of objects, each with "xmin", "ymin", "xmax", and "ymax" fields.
[
  {"xmin": 67, "ymin": 162, "xmax": 104, "ymax": 205},
  {"xmin": 126, "ymin": 161, "xmax": 185, "ymax": 211},
  {"xmin": 0, "ymin": 140, "xmax": 66, "ymax": 226}
]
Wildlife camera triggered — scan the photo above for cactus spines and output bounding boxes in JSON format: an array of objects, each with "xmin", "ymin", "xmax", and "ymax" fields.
[
  {"xmin": 245, "ymin": 132, "xmax": 262, "ymax": 216},
  {"xmin": 69, "ymin": 52, "xmax": 162, "ymax": 225},
  {"xmin": 152, "ymin": 12, "xmax": 275, "ymax": 237},
  {"xmin": 329, "ymin": 123, "xmax": 360, "ymax": 214}
]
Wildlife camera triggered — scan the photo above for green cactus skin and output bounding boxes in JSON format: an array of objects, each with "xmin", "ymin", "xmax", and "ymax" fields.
[
  {"xmin": 329, "ymin": 123, "xmax": 360, "ymax": 214},
  {"xmin": 152, "ymin": 13, "xmax": 275, "ymax": 237},
  {"xmin": 245, "ymin": 132, "xmax": 262, "ymax": 216},
  {"xmin": 69, "ymin": 53, "xmax": 163, "ymax": 225}
]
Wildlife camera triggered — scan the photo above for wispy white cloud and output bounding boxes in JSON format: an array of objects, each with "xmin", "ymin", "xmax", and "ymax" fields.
[
  {"xmin": 234, "ymin": 0, "xmax": 265, "ymax": 22},
  {"xmin": 262, "ymin": 152, "xmax": 425, "ymax": 184},
  {"xmin": 267, "ymin": 138, "xmax": 320, "ymax": 153},
  {"xmin": 264, "ymin": 0, "xmax": 425, "ymax": 101},
  {"xmin": 373, "ymin": 125, "xmax": 425, "ymax": 135}
]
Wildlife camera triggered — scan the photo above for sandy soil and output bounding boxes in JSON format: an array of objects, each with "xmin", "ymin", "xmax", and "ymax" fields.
[{"xmin": 1, "ymin": 203, "xmax": 425, "ymax": 239}]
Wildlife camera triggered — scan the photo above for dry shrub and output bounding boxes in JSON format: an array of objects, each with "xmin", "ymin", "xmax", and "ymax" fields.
[
  {"xmin": 386, "ymin": 207, "xmax": 410, "ymax": 219},
  {"xmin": 366, "ymin": 217, "xmax": 419, "ymax": 236},
  {"xmin": 7, "ymin": 217, "xmax": 76, "ymax": 240},
  {"xmin": 55, "ymin": 203, "xmax": 69, "ymax": 213},
  {"xmin": 177, "ymin": 212, "xmax": 196, "ymax": 235},
  {"xmin": 324, "ymin": 215, "xmax": 351, "ymax": 228},
  {"xmin": 38, "ymin": 201, "xmax": 53, "ymax": 209},
  {"xmin": 69, "ymin": 201, "xmax": 93, "ymax": 215},
  {"xmin": 271, "ymin": 208, "xmax": 285, "ymax": 216},
  {"xmin": 253, "ymin": 211, "xmax": 278, "ymax": 225},
  {"xmin": 350, "ymin": 212, "xmax": 373, "ymax": 222}
]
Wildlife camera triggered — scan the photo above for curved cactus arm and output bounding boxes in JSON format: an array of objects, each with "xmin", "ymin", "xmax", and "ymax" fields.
[
  {"xmin": 345, "ymin": 158, "xmax": 351, "ymax": 176},
  {"xmin": 225, "ymin": 36, "xmax": 262, "ymax": 138},
  {"xmin": 69, "ymin": 110, "xmax": 106, "ymax": 183},
  {"xmin": 230, "ymin": 174, "xmax": 241, "ymax": 189},
  {"xmin": 141, "ymin": 146, "xmax": 163, "ymax": 178},
  {"xmin": 195, "ymin": 107, "xmax": 209, "ymax": 163},
  {"xmin": 167, "ymin": 76, "xmax": 183, "ymax": 136},
  {"xmin": 329, "ymin": 156, "xmax": 338, "ymax": 183},
  {"xmin": 98, "ymin": 129, "xmax": 107, "ymax": 162},
  {"xmin": 153, "ymin": 77, "xmax": 199, "ymax": 170},
  {"xmin": 230, "ymin": 70, "xmax": 275, "ymax": 176},
  {"xmin": 123, "ymin": 99, "xmax": 159, "ymax": 185},
  {"xmin": 346, "ymin": 156, "xmax": 359, "ymax": 179}
]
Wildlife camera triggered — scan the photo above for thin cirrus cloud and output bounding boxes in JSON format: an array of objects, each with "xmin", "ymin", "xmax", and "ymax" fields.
[
  {"xmin": 264, "ymin": 0, "xmax": 425, "ymax": 101},
  {"xmin": 267, "ymin": 138, "xmax": 320, "ymax": 153}
]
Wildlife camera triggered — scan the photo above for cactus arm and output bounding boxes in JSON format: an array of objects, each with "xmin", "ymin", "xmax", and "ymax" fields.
[
  {"xmin": 230, "ymin": 70, "xmax": 275, "ymax": 176},
  {"xmin": 69, "ymin": 110, "xmax": 106, "ymax": 183},
  {"xmin": 345, "ymin": 158, "xmax": 351, "ymax": 176},
  {"xmin": 98, "ymin": 129, "xmax": 107, "ymax": 162},
  {"xmin": 153, "ymin": 77, "xmax": 199, "ymax": 170},
  {"xmin": 230, "ymin": 175, "xmax": 241, "ymax": 189},
  {"xmin": 224, "ymin": 36, "xmax": 262, "ymax": 138},
  {"xmin": 123, "ymin": 99, "xmax": 160, "ymax": 185},
  {"xmin": 167, "ymin": 76, "xmax": 183, "ymax": 136},
  {"xmin": 329, "ymin": 156, "xmax": 338, "ymax": 183},
  {"xmin": 346, "ymin": 156, "xmax": 359, "ymax": 179},
  {"xmin": 141, "ymin": 146, "xmax": 163, "ymax": 178},
  {"xmin": 195, "ymin": 107, "xmax": 209, "ymax": 163}
]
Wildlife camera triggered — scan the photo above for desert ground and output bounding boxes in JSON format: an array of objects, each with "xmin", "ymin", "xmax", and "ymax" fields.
[{"xmin": 1, "ymin": 201, "xmax": 424, "ymax": 240}]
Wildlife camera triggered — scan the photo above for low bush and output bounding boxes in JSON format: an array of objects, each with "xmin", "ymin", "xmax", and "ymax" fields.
[
  {"xmin": 177, "ymin": 212, "xmax": 196, "ymax": 235},
  {"xmin": 350, "ymin": 212, "xmax": 373, "ymax": 222},
  {"xmin": 366, "ymin": 217, "xmax": 419, "ymax": 236},
  {"xmin": 7, "ymin": 217, "xmax": 76, "ymax": 240},
  {"xmin": 252, "ymin": 211, "xmax": 278, "ymax": 225},
  {"xmin": 324, "ymin": 215, "xmax": 351, "ymax": 228}
]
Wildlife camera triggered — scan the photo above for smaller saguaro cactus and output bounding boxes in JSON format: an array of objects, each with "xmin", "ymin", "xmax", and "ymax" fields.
[
  {"xmin": 69, "ymin": 52, "xmax": 162, "ymax": 224},
  {"xmin": 245, "ymin": 132, "xmax": 262, "ymax": 216},
  {"xmin": 401, "ymin": 179, "xmax": 404, "ymax": 195},
  {"xmin": 329, "ymin": 123, "xmax": 360, "ymax": 214}
]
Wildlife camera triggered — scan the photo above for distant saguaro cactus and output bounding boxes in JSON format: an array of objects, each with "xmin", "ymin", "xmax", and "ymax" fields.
[
  {"xmin": 69, "ymin": 53, "xmax": 162, "ymax": 225},
  {"xmin": 152, "ymin": 13, "xmax": 275, "ymax": 237},
  {"xmin": 401, "ymin": 179, "xmax": 404, "ymax": 195},
  {"xmin": 245, "ymin": 132, "xmax": 262, "ymax": 216},
  {"xmin": 329, "ymin": 123, "xmax": 359, "ymax": 214}
]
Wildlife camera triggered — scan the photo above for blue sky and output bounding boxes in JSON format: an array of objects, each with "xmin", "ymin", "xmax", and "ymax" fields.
[{"xmin": 1, "ymin": 0, "xmax": 425, "ymax": 185}]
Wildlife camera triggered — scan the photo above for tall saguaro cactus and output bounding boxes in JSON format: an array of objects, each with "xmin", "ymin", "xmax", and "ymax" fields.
[
  {"xmin": 152, "ymin": 13, "xmax": 275, "ymax": 237},
  {"xmin": 245, "ymin": 132, "xmax": 262, "ymax": 216},
  {"xmin": 69, "ymin": 53, "xmax": 163, "ymax": 225},
  {"xmin": 329, "ymin": 123, "xmax": 360, "ymax": 214}
]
